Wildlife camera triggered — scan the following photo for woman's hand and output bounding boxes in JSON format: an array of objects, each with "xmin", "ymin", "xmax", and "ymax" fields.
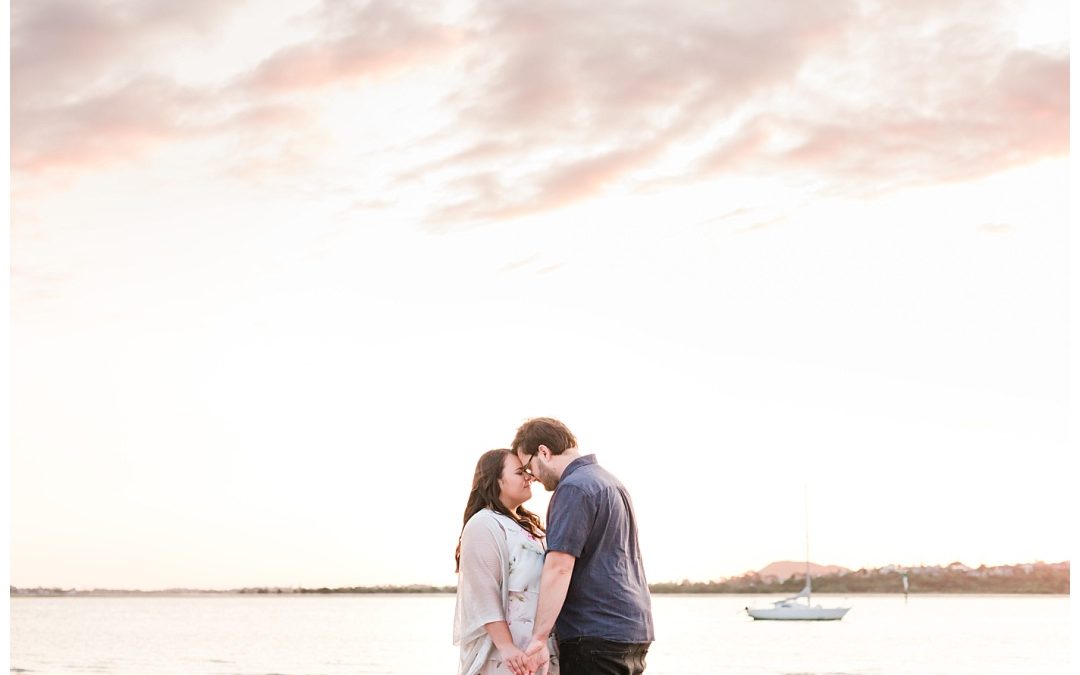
[
  {"xmin": 496, "ymin": 643, "xmax": 530, "ymax": 675},
  {"xmin": 482, "ymin": 620, "xmax": 533, "ymax": 675}
]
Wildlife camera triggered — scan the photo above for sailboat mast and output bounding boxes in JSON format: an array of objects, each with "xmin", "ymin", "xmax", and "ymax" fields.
[{"xmin": 804, "ymin": 486, "xmax": 811, "ymax": 602}]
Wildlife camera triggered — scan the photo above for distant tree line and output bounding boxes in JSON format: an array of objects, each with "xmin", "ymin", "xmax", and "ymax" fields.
[
  {"xmin": 288, "ymin": 585, "xmax": 456, "ymax": 594},
  {"xmin": 648, "ymin": 562, "xmax": 1069, "ymax": 594},
  {"xmin": 12, "ymin": 562, "xmax": 1068, "ymax": 596}
]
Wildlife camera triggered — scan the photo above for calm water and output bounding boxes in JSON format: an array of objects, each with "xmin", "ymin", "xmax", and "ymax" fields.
[{"xmin": 10, "ymin": 594, "xmax": 1070, "ymax": 674}]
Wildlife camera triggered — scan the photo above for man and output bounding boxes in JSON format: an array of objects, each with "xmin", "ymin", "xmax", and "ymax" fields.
[{"xmin": 512, "ymin": 417, "xmax": 654, "ymax": 675}]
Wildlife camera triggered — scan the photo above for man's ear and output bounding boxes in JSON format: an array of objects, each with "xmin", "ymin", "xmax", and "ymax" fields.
[{"xmin": 537, "ymin": 444, "xmax": 551, "ymax": 460}]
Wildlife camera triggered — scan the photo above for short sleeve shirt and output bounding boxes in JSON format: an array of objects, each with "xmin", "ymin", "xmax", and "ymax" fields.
[{"xmin": 545, "ymin": 455, "xmax": 654, "ymax": 643}]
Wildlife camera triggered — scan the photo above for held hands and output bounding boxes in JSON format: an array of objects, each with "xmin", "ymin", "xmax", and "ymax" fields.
[
  {"xmin": 524, "ymin": 638, "xmax": 551, "ymax": 675},
  {"xmin": 496, "ymin": 643, "xmax": 530, "ymax": 675}
]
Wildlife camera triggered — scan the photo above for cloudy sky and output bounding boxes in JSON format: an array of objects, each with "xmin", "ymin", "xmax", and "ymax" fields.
[{"xmin": 10, "ymin": 0, "xmax": 1071, "ymax": 590}]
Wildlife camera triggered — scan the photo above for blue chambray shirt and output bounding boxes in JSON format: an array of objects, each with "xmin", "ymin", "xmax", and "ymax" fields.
[{"xmin": 545, "ymin": 454, "xmax": 655, "ymax": 643}]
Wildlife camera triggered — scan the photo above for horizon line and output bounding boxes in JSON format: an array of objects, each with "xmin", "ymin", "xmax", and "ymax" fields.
[{"xmin": 12, "ymin": 559, "xmax": 1069, "ymax": 593}]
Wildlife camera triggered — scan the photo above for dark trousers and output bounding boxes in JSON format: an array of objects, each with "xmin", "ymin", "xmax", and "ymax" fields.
[{"xmin": 557, "ymin": 637, "xmax": 649, "ymax": 675}]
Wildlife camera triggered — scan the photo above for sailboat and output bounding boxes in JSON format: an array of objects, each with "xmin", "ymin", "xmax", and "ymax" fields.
[
  {"xmin": 744, "ymin": 574, "xmax": 851, "ymax": 620},
  {"xmin": 745, "ymin": 491, "xmax": 851, "ymax": 621}
]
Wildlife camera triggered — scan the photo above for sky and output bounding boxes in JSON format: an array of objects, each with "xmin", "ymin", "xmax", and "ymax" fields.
[{"xmin": 8, "ymin": 0, "xmax": 1073, "ymax": 591}]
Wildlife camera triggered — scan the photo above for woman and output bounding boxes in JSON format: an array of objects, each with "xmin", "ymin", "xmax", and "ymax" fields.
[{"xmin": 454, "ymin": 449, "xmax": 559, "ymax": 675}]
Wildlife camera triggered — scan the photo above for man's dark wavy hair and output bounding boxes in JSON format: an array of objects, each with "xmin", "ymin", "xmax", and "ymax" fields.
[{"xmin": 511, "ymin": 417, "xmax": 578, "ymax": 457}]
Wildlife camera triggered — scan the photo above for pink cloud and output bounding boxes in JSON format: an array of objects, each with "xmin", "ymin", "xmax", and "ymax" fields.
[
  {"xmin": 535, "ymin": 145, "xmax": 662, "ymax": 209},
  {"xmin": 414, "ymin": 0, "xmax": 855, "ymax": 224},
  {"xmin": 415, "ymin": 0, "xmax": 1067, "ymax": 224},
  {"xmin": 242, "ymin": 3, "xmax": 460, "ymax": 92},
  {"xmin": 12, "ymin": 0, "xmax": 460, "ymax": 173},
  {"xmin": 689, "ymin": 47, "xmax": 1068, "ymax": 194},
  {"xmin": 454, "ymin": 0, "xmax": 850, "ymax": 142},
  {"xmin": 11, "ymin": 0, "xmax": 1068, "ymax": 219},
  {"xmin": 428, "ymin": 144, "xmax": 663, "ymax": 224},
  {"xmin": 13, "ymin": 78, "xmax": 204, "ymax": 172},
  {"xmin": 12, "ymin": 0, "xmax": 243, "ymax": 105},
  {"xmin": 11, "ymin": 0, "xmax": 243, "ymax": 172}
]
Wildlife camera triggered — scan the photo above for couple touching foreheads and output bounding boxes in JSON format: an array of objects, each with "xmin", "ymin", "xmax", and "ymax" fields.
[{"xmin": 454, "ymin": 417, "xmax": 654, "ymax": 675}]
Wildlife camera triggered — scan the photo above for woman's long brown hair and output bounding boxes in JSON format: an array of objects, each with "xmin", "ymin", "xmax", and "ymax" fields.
[{"xmin": 455, "ymin": 448, "xmax": 545, "ymax": 572}]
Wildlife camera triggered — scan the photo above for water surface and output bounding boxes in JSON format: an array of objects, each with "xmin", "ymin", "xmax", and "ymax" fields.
[{"xmin": 11, "ymin": 593, "xmax": 1069, "ymax": 674}]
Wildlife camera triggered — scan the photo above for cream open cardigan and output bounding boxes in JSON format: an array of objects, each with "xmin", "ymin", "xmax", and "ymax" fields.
[{"xmin": 454, "ymin": 509, "xmax": 514, "ymax": 675}]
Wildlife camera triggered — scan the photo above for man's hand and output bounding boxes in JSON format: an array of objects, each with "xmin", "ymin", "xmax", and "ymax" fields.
[{"xmin": 524, "ymin": 638, "xmax": 550, "ymax": 675}]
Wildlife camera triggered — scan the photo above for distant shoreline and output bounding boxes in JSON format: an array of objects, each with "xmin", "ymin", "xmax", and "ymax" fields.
[
  {"xmin": 13, "ymin": 560, "xmax": 1068, "ymax": 597},
  {"xmin": 10, "ymin": 589, "xmax": 1070, "ymax": 597}
]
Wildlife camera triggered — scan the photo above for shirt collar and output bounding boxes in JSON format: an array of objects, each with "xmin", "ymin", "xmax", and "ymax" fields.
[{"xmin": 563, "ymin": 453, "xmax": 597, "ymax": 480}]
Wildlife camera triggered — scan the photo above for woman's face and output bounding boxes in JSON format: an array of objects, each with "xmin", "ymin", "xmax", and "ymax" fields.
[{"xmin": 497, "ymin": 452, "xmax": 533, "ymax": 509}]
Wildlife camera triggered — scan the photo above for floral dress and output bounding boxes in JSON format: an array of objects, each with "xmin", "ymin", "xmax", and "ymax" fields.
[
  {"xmin": 455, "ymin": 509, "xmax": 559, "ymax": 675},
  {"xmin": 487, "ymin": 513, "xmax": 558, "ymax": 674}
]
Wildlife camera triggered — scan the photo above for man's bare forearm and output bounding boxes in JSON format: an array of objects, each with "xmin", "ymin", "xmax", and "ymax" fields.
[{"xmin": 530, "ymin": 552, "xmax": 575, "ymax": 642}]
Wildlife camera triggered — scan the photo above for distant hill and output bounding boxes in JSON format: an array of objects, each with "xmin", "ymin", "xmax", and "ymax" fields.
[{"xmin": 757, "ymin": 561, "xmax": 850, "ymax": 580}]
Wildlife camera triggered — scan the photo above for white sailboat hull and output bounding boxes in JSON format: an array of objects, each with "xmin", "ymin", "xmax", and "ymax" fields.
[{"xmin": 746, "ymin": 605, "xmax": 850, "ymax": 621}]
